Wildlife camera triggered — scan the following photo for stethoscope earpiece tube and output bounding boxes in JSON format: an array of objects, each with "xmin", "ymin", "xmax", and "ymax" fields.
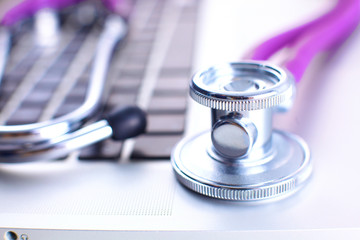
[
  {"xmin": 106, "ymin": 106, "xmax": 147, "ymax": 141},
  {"xmin": 0, "ymin": 106, "xmax": 147, "ymax": 163}
]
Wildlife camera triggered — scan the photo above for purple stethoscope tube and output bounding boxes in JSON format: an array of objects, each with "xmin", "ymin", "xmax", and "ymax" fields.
[{"xmin": 248, "ymin": 0, "xmax": 360, "ymax": 82}]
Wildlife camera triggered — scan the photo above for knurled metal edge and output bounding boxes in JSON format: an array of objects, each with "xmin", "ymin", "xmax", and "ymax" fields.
[
  {"xmin": 173, "ymin": 166, "xmax": 296, "ymax": 201},
  {"xmin": 189, "ymin": 87, "xmax": 293, "ymax": 111},
  {"xmin": 171, "ymin": 130, "xmax": 312, "ymax": 201}
]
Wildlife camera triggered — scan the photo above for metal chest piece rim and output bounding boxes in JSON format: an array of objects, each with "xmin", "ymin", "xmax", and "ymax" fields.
[{"xmin": 171, "ymin": 130, "xmax": 311, "ymax": 201}]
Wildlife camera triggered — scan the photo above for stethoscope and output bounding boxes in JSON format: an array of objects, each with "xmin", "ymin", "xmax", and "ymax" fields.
[
  {"xmin": 171, "ymin": 0, "xmax": 360, "ymax": 201},
  {"xmin": 0, "ymin": 0, "xmax": 147, "ymax": 163}
]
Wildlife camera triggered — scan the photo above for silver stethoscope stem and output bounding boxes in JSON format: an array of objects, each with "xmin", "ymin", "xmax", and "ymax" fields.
[
  {"xmin": 0, "ymin": 120, "xmax": 112, "ymax": 163},
  {"xmin": 0, "ymin": 104, "xmax": 146, "ymax": 163}
]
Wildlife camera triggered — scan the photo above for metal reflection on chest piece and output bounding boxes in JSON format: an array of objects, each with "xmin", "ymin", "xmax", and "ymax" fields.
[{"xmin": 171, "ymin": 61, "xmax": 311, "ymax": 201}]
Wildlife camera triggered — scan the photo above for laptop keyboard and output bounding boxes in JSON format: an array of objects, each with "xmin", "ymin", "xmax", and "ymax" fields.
[{"xmin": 0, "ymin": 0, "xmax": 198, "ymax": 161}]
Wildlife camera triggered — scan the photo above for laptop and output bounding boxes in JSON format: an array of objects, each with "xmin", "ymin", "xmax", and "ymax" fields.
[{"xmin": 0, "ymin": 0, "xmax": 360, "ymax": 239}]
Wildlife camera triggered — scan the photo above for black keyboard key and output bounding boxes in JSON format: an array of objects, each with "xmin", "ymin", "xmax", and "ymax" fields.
[
  {"xmin": 6, "ymin": 107, "xmax": 43, "ymax": 125},
  {"xmin": 79, "ymin": 139, "xmax": 123, "ymax": 160},
  {"xmin": 154, "ymin": 74, "xmax": 189, "ymax": 93},
  {"xmin": 148, "ymin": 95, "xmax": 187, "ymax": 113},
  {"xmin": 146, "ymin": 114, "xmax": 185, "ymax": 134},
  {"xmin": 131, "ymin": 135, "xmax": 183, "ymax": 159}
]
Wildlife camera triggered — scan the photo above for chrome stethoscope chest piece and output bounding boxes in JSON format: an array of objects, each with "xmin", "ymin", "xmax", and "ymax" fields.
[{"xmin": 171, "ymin": 61, "xmax": 311, "ymax": 201}]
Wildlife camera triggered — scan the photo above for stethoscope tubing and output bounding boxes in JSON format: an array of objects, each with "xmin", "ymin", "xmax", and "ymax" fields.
[
  {"xmin": 248, "ymin": 0, "xmax": 360, "ymax": 81},
  {"xmin": 0, "ymin": 1, "xmax": 143, "ymax": 162},
  {"xmin": 1, "ymin": 0, "xmax": 359, "ymax": 162},
  {"xmin": 0, "ymin": 14, "xmax": 127, "ymax": 144}
]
